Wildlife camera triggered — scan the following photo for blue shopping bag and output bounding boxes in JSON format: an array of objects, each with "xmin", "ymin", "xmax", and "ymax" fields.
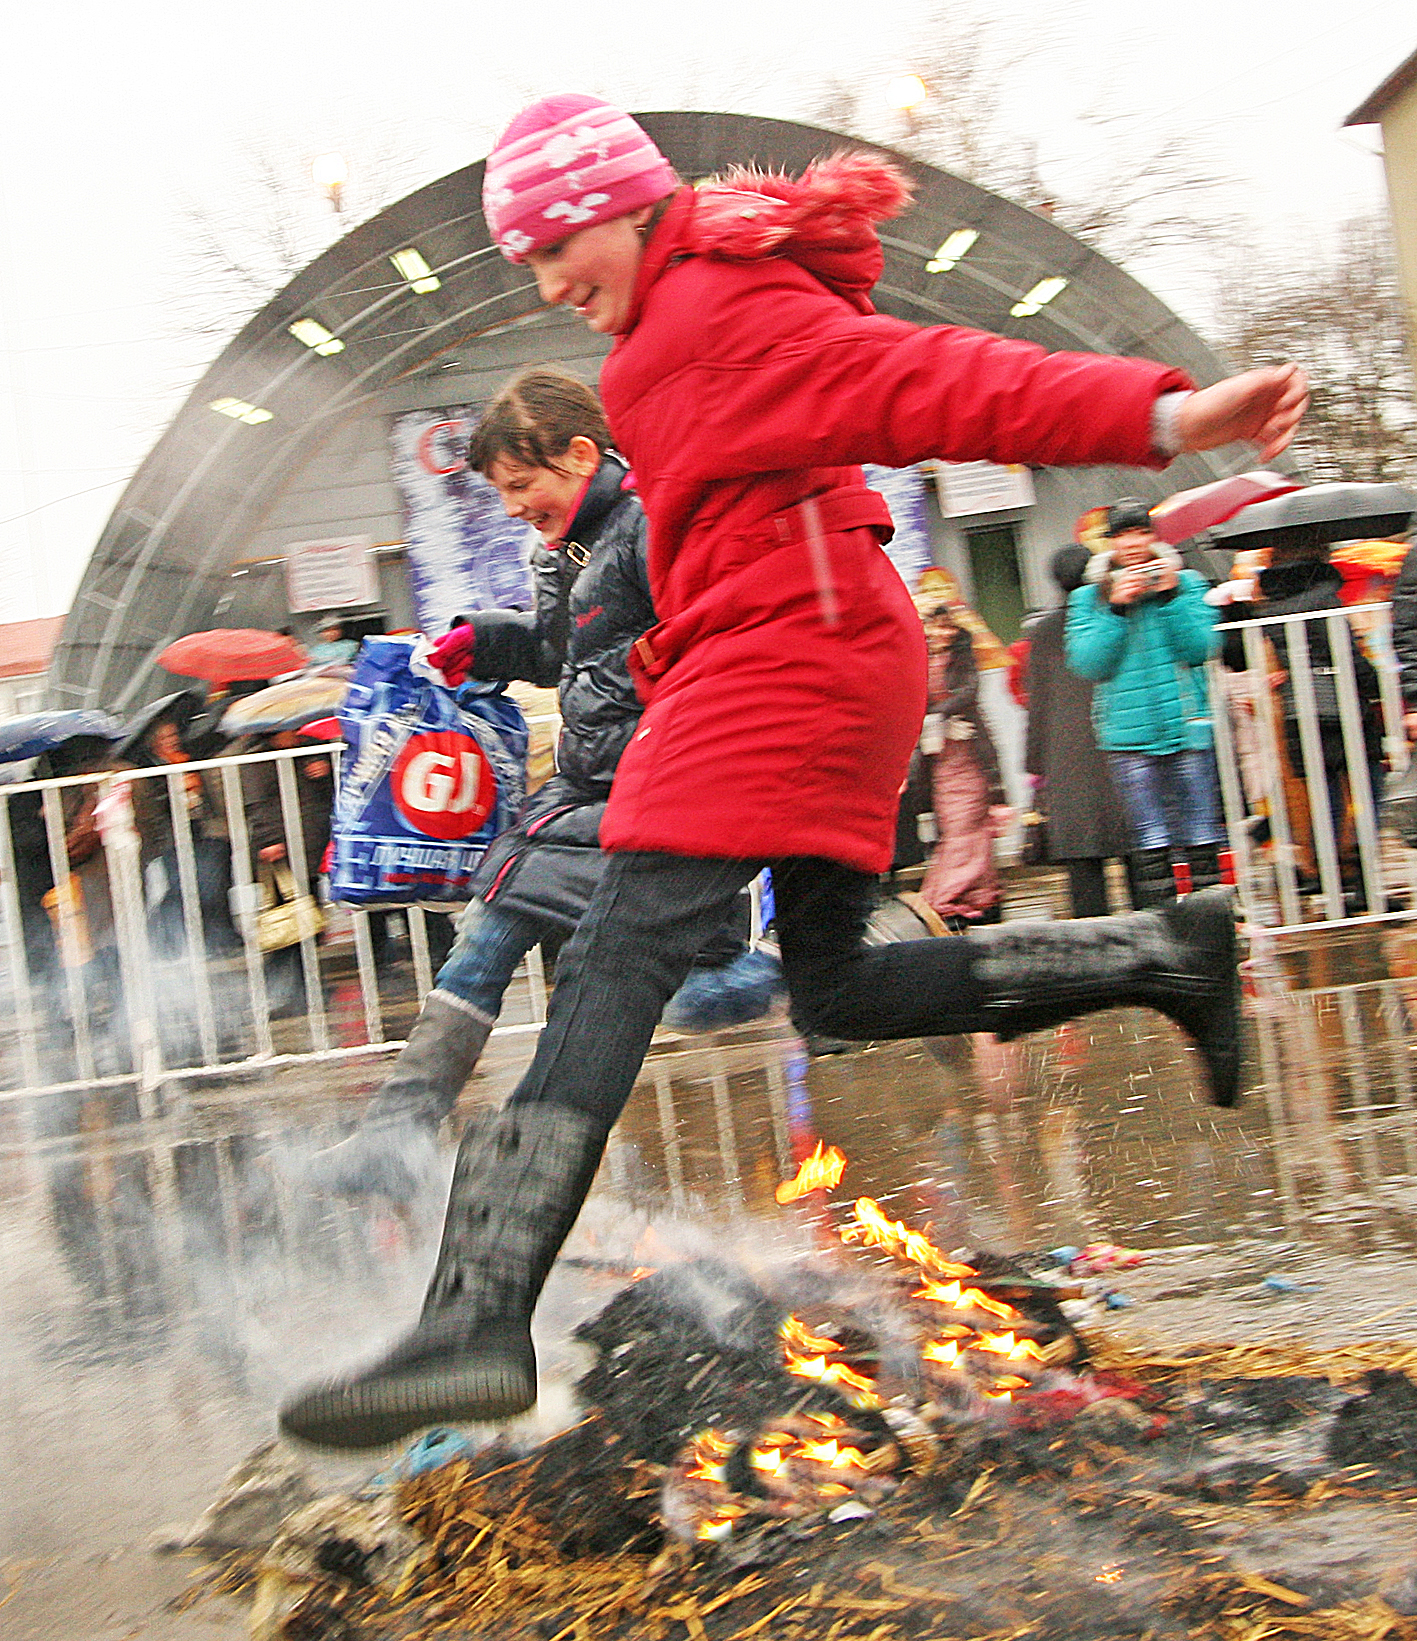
[{"xmin": 329, "ymin": 636, "xmax": 528, "ymax": 906}]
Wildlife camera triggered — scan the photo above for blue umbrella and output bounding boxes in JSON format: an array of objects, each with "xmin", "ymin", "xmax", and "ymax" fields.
[{"xmin": 0, "ymin": 710, "xmax": 126, "ymax": 764}]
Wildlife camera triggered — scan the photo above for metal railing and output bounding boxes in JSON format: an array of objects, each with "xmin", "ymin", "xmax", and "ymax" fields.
[
  {"xmin": 0, "ymin": 743, "xmax": 550, "ymax": 1100},
  {"xmin": 1209, "ymin": 602, "xmax": 1415, "ymax": 934}
]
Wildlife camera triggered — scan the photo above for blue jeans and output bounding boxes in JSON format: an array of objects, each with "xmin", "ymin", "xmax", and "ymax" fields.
[
  {"xmin": 432, "ymin": 901, "xmax": 548, "ymax": 1021},
  {"xmin": 1108, "ymin": 749, "xmax": 1223, "ymax": 851}
]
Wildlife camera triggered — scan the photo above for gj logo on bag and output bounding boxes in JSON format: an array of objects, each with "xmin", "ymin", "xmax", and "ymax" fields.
[
  {"xmin": 330, "ymin": 637, "xmax": 528, "ymax": 905},
  {"xmin": 392, "ymin": 732, "xmax": 496, "ymax": 840}
]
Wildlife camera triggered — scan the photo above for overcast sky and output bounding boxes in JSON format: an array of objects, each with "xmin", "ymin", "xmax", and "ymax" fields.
[{"xmin": 0, "ymin": 0, "xmax": 1411, "ymax": 626}]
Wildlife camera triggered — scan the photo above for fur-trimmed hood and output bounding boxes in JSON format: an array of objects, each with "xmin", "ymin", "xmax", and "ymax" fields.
[{"xmin": 684, "ymin": 152, "xmax": 913, "ymax": 309}]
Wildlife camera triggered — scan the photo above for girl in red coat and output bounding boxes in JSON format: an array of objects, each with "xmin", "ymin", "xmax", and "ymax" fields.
[{"xmin": 282, "ymin": 96, "xmax": 1307, "ymax": 1448}]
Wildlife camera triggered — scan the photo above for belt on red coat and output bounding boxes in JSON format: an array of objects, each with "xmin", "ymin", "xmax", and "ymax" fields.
[{"xmin": 631, "ymin": 486, "xmax": 894, "ymax": 683}]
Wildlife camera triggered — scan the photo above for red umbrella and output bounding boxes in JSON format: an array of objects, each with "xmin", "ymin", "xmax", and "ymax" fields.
[{"xmin": 158, "ymin": 628, "xmax": 306, "ymax": 684}]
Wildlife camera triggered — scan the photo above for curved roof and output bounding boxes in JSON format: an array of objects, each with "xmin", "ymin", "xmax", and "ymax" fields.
[{"xmin": 51, "ymin": 110, "xmax": 1234, "ymax": 711}]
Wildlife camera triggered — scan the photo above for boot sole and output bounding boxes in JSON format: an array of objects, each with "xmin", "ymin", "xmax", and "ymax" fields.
[{"xmin": 279, "ymin": 1358, "xmax": 537, "ymax": 1450}]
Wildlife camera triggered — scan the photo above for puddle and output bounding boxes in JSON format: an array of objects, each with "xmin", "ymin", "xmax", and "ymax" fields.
[{"xmin": 2, "ymin": 922, "xmax": 1416, "ymax": 1635}]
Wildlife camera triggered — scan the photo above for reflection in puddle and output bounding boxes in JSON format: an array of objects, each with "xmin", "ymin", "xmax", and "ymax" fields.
[{"xmin": 3, "ymin": 924, "xmax": 1416, "ymax": 1585}]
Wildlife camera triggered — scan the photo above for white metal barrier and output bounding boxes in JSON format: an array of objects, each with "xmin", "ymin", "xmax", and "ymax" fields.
[
  {"xmin": 1209, "ymin": 602, "xmax": 1415, "ymax": 933},
  {"xmin": 0, "ymin": 743, "xmax": 550, "ymax": 1100}
]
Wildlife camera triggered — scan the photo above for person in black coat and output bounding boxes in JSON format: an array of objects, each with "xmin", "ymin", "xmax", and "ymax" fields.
[
  {"xmin": 1222, "ymin": 536, "xmax": 1386, "ymax": 908},
  {"xmin": 1392, "ymin": 539, "xmax": 1417, "ymax": 739},
  {"xmin": 1024, "ymin": 546, "xmax": 1132, "ymax": 916},
  {"xmin": 310, "ymin": 368, "xmax": 774, "ymax": 1199}
]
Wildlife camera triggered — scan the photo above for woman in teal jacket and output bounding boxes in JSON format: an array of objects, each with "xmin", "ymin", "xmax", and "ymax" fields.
[{"xmin": 1065, "ymin": 499, "xmax": 1222, "ymax": 905}]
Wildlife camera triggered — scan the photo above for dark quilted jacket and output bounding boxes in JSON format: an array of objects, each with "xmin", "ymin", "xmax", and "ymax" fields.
[
  {"xmin": 463, "ymin": 453, "xmax": 652, "ymax": 793},
  {"xmin": 463, "ymin": 455, "xmax": 655, "ymax": 928}
]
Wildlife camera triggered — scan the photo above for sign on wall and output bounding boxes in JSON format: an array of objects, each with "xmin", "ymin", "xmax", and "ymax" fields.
[
  {"xmin": 388, "ymin": 408, "xmax": 536, "ymax": 637},
  {"xmin": 285, "ymin": 536, "xmax": 379, "ymax": 613},
  {"xmin": 934, "ymin": 460, "xmax": 1036, "ymax": 519}
]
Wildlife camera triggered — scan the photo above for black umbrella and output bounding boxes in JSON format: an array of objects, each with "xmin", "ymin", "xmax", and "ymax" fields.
[
  {"xmin": 1210, "ymin": 481, "xmax": 1416, "ymax": 551},
  {"xmin": 0, "ymin": 710, "xmax": 125, "ymax": 764}
]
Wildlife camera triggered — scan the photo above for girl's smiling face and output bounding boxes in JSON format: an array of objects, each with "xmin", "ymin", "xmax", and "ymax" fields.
[
  {"xmin": 486, "ymin": 434, "xmax": 599, "ymax": 542},
  {"xmin": 524, "ymin": 209, "xmax": 653, "ymax": 335}
]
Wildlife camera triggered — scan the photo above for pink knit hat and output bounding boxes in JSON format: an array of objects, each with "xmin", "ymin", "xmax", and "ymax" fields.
[{"xmin": 482, "ymin": 94, "xmax": 678, "ymax": 262}]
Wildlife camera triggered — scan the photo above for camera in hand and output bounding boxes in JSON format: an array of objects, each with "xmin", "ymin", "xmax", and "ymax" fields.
[{"xmin": 1110, "ymin": 559, "xmax": 1169, "ymax": 599}]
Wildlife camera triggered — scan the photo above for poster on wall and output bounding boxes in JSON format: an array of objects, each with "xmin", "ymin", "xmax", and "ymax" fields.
[
  {"xmin": 285, "ymin": 536, "xmax": 379, "ymax": 613},
  {"xmin": 863, "ymin": 464, "xmax": 933, "ymax": 591},
  {"xmin": 389, "ymin": 407, "xmax": 536, "ymax": 637}
]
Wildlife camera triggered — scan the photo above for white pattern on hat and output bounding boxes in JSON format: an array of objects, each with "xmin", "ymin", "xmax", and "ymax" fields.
[
  {"xmin": 543, "ymin": 193, "xmax": 612, "ymax": 227},
  {"xmin": 540, "ymin": 125, "xmax": 611, "ymax": 170}
]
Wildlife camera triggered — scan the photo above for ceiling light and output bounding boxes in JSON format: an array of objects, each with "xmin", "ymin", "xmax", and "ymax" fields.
[
  {"xmin": 311, "ymin": 152, "xmax": 348, "ymax": 190},
  {"xmin": 1009, "ymin": 276, "xmax": 1069, "ymax": 318},
  {"xmin": 288, "ymin": 317, "xmax": 345, "ymax": 356},
  {"xmin": 925, "ymin": 228, "xmax": 978, "ymax": 274},
  {"xmin": 391, "ymin": 247, "xmax": 441, "ymax": 294},
  {"xmin": 885, "ymin": 73, "xmax": 928, "ymax": 112},
  {"xmin": 210, "ymin": 397, "xmax": 273, "ymax": 425}
]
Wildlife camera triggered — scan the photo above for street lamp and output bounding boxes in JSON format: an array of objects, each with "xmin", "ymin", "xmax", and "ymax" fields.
[{"xmin": 312, "ymin": 152, "xmax": 349, "ymax": 219}]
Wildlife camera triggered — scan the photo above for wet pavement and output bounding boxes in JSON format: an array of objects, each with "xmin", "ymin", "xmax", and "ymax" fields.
[{"xmin": 3, "ymin": 916, "xmax": 1417, "ymax": 1638}]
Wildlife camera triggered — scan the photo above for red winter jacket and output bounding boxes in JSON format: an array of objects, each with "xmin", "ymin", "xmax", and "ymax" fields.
[{"xmin": 597, "ymin": 157, "xmax": 1191, "ymax": 873}]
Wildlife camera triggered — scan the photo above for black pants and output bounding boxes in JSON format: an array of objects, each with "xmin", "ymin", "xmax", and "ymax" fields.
[
  {"xmin": 507, "ymin": 853, "xmax": 985, "ymax": 1130},
  {"xmin": 1065, "ymin": 859, "xmax": 1112, "ymax": 919}
]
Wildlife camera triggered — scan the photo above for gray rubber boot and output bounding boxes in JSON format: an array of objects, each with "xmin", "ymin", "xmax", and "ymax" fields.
[
  {"xmin": 968, "ymin": 887, "xmax": 1242, "ymax": 1107},
  {"xmin": 305, "ymin": 992, "xmax": 493, "ymax": 1202},
  {"xmin": 279, "ymin": 1103, "xmax": 608, "ymax": 1449}
]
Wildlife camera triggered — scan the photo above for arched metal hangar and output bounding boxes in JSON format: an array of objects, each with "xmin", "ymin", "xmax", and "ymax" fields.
[{"xmin": 50, "ymin": 110, "xmax": 1240, "ymax": 712}]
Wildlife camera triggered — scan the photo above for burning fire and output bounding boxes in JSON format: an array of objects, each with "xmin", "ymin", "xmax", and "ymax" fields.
[
  {"xmin": 796, "ymin": 1437, "xmax": 870, "ymax": 1469},
  {"xmin": 782, "ymin": 1348, "xmax": 882, "ymax": 1408},
  {"xmin": 780, "ymin": 1315, "xmax": 881, "ymax": 1406},
  {"xmin": 775, "ymin": 1141, "xmax": 847, "ymax": 1204},
  {"xmin": 975, "ymin": 1331, "xmax": 1045, "ymax": 1362},
  {"xmin": 696, "ymin": 1502, "xmax": 751, "ymax": 1542},
  {"xmin": 685, "ymin": 1428, "xmax": 734, "ymax": 1484},
  {"xmin": 780, "ymin": 1315, "xmax": 841, "ymax": 1355},
  {"xmin": 840, "ymin": 1198, "xmax": 978, "ymax": 1277},
  {"xmin": 914, "ymin": 1275, "xmax": 1018, "ymax": 1321}
]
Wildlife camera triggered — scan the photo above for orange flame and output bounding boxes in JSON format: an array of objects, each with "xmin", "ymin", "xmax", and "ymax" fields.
[
  {"xmin": 780, "ymin": 1315, "xmax": 841, "ymax": 1355},
  {"xmin": 914, "ymin": 1276, "xmax": 1018, "ymax": 1321},
  {"xmin": 695, "ymin": 1502, "xmax": 751, "ymax": 1541},
  {"xmin": 796, "ymin": 1437, "xmax": 869, "ymax": 1470},
  {"xmin": 783, "ymin": 1351, "xmax": 882, "ymax": 1408},
  {"xmin": 749, "ymin": 1446, "xmax": 786, "ymax": 1475},
  {"xmin": 685, "ymin": 1428, "xmax": 734, "ymax": 1483},
  {"xmin": 974, "ymin": 1331, "xmax": 1044, "ymax": 1361},
  {"xmin": 839, "ymin": 1198, "xmax": 978, "ymax": 1276},
  {"xmin": 922, "ymin": 1338, "xmax": 963, "ymax": 1367},
  {"xmin": 775, "ymin": 1141, "xmax": 848, "ymax": 1204}
]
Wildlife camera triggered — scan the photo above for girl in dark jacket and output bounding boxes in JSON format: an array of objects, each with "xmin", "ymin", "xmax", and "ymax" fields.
[
  {"xmin": 281, "ymin": 97, "xmax": 1307, "ymax": 1449},
  {"xmin": 310, "ymin": 368, "xmax": 773, "ymax": 1198}
]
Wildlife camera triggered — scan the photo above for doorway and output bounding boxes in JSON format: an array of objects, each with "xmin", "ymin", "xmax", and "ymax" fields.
[{"xmin": 965, "ymin": 523, "xmax": 1026, "ymax": 644}]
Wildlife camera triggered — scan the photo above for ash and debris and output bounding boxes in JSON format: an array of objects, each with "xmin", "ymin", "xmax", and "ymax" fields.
[{"xmin": 170, "ymin": 1258, "xmax": 1417, "ymax": 1641}]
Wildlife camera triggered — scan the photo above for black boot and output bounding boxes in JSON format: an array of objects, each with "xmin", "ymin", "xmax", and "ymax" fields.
[
  {"xmin": 1127, "ymin": 846, "xmax": 1176, "ymax": 910},
  {"xmin": 305, "ymin": 992, "xmax": 492, "ymax": 1201},
  {"xmin": 281, "ymin": 1103, "xmax": 607, "ymax": 1448},
  {"xmin": 1185, "ymin": 843, "xmax": 1224, "ymax": 894},
  {"xmin": 969, "ymin": 887, "xmax": 1242, "ymax": 1107}
]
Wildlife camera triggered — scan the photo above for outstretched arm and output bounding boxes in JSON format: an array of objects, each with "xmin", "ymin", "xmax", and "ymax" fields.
[{"xmin": 1172, "ymin": 365, "xmax": 1308, "ymax": 462}]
